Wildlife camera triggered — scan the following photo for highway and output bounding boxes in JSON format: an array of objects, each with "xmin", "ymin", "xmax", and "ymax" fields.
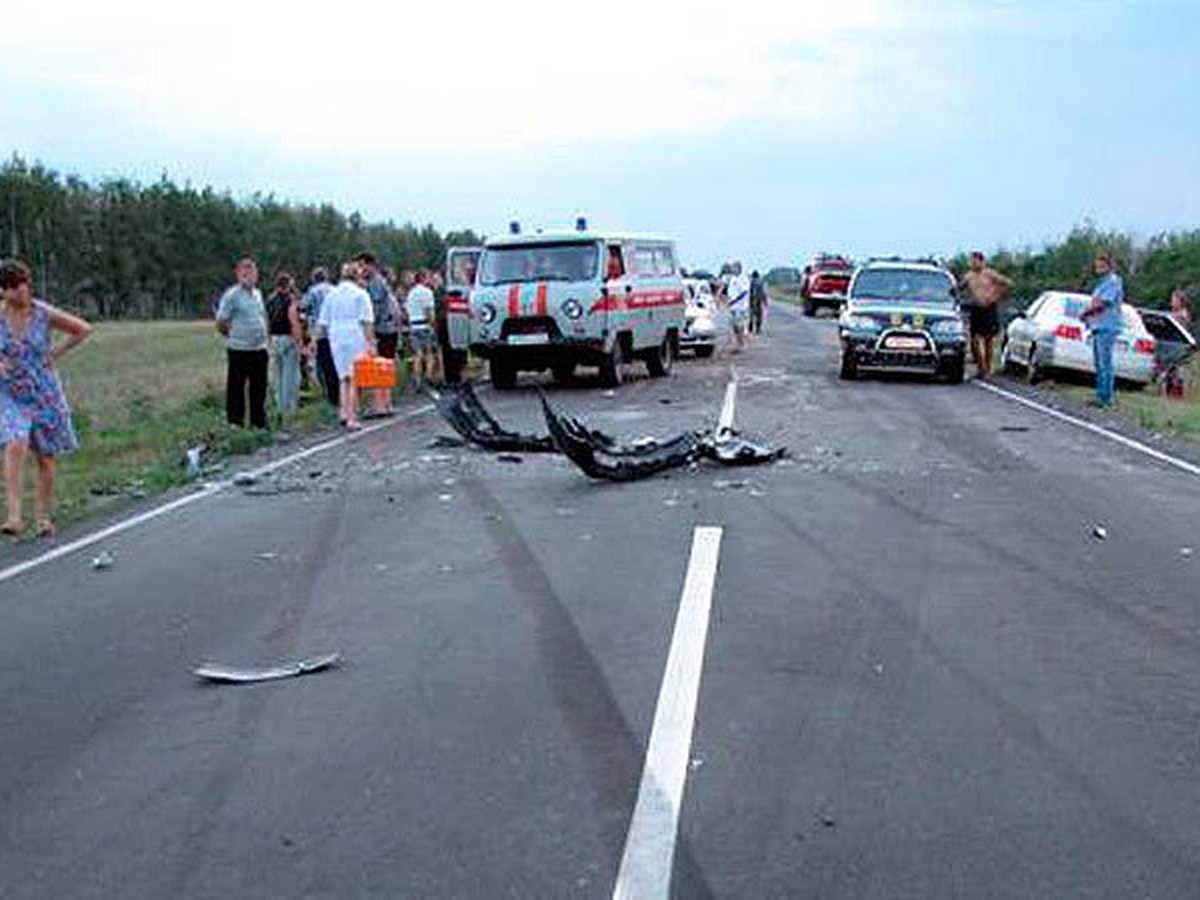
[{"xmin": 3, "ymin": 303, "xmax": 1200, "ymax": 899}]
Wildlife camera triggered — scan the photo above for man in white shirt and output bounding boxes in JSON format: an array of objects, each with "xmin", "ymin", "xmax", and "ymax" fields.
[
  {"xmin": 726, "ymin": 262, "xmax": 750, "ymax": 352},
  {"xmin": 405, "ymin": 270, "xmax": 439, "ymax": 388}
]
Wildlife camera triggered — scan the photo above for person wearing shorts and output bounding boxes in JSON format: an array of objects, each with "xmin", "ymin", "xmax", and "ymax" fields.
[
  {"xmin": 960, "ymin": 251, "xmax": 1012, "ymax": 380},
  {"xmin": 405, "ymin": 271, "xmax": 439, "ymax": 388}
]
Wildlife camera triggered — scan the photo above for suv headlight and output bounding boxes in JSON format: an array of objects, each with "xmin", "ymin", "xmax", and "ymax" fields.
[
  {"xmin": 478, "ymin": 302, "xmax": 497, "ymax": 324},
  {"xmin": 561, "ymin": 299, "xmax": 583, "ymax": 320},
  {"xmin": 842, "ymin": 314, "xmax": 880, "ymax": 331},
  {"xmin": 931, "ymin": 318, "xmax": 964, "ymax": 336}
]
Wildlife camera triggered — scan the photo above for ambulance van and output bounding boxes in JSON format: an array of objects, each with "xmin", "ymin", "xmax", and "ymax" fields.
[{"xmin": 465, "ymin": 222, "xmax": 685, "ymax": 389}]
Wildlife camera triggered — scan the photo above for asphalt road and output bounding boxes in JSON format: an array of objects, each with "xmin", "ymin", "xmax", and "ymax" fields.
[{"xmin": 3, "ymin": 304, "xmax": 1200, "ymax": 899}]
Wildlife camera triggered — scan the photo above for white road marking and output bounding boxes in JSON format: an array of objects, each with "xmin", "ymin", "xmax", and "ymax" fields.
[
  {"xmin": 613, "ymin": 525, "xmax": 723, "ymax": 900},
  {"xmin": 0, "ymin": 404, "xmax": 434, "ymax": 586},
  {"xmin": 717, "ymin": 372, "xmax": 738, "ymax": 437},
  {"xmin": 975, "ymin": 381, "xmax": 1200, "ymax": 479}
]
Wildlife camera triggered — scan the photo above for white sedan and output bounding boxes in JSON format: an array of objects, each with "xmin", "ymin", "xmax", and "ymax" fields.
[
  {"xmin": 680, "ymin": 278, "xmax": 724, "ymax": 358},
  {"xmin": 1001, "ymin": 291, "xmax": 1156, "ymax": 385}
]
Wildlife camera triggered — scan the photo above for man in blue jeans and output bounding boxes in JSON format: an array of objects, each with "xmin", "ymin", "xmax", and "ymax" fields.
[{"xmin": 1082, "ymin": 251, "xmax": 1124, "ymax": 407}]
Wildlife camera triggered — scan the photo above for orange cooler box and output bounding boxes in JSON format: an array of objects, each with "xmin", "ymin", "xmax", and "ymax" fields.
[{"xmin": 353, "ymin": 355, "xmax": 396, "ymax": 388}]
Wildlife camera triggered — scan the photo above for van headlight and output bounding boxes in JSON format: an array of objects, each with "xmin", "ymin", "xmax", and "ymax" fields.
[
  {"xmin": 478, "ymin": 303, "xmax": 497, "ymax": 324},
  {"xmin": 561, "ymin": 299, "xmax": 583, "ymax": 319}
]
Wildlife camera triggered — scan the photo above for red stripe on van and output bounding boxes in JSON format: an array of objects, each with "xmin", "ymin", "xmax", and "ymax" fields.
[
  {"xmin": 507, "ymin": 284, "xmax": 521, "ymax": 317},
  {"xmin": 535, "ymin": 283, "xmax": 548, "ymax": 316}
]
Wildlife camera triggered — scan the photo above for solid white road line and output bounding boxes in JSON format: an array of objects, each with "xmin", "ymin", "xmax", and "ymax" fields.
[
  {"xmin": 975, "ymin": 381, "xmax": 1200, "ymax": 479},
  {"xmin": 0, "ymin": 403, "xmax": 434, "ymax": 586},
  {"xmin": 613, "ymin": 525, "xmax": 723, "ymax": 900},
  {"xmin": 717, "ymin": 372, "xmax": 738, "ymax": 437}
]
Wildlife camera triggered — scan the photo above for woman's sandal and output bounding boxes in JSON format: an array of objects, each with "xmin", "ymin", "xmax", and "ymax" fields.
[
  {"xmin": 35, "ymin": 519, "xmax": 55, "ymax": 539},
  {"xmin": 1, "ymin": 520, "xmax": 22, "ymax": 537}
]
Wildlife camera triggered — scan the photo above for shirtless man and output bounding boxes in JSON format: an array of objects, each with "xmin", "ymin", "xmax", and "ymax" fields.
[{"xmin": 960, "ymin": 251, "xmax": 1013, "ymax": 380}]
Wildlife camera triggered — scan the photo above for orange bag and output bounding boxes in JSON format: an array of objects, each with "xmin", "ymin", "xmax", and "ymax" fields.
[{"xmin": 353, "ymin": 354, "xmax": 396, "ymax": 388}]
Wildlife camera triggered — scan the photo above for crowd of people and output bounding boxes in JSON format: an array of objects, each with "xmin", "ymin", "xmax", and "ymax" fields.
[
  {"xmin": 214, "ymin": 253, "xmax": 451, "ymax": 432},
  {"xmin": 0, "ymin": 246, "xmax": 1194, "ymax": 540}
]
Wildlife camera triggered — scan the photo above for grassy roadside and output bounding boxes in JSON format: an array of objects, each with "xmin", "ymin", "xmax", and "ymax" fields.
[
  {"xmin": 5, "ymin": 321, "xmax": 418, "ymax": 534},
  {"xmin": 1021, "ymin": 359, "xmax": 1200, "ymax": 446}
]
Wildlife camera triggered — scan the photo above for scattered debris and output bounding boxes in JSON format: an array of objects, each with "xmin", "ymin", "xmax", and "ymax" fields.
[
  {"xmin": 713, "ymin": 479, "xmax": 748, "ymax": 491},
  {"xmin": 1092, "ymin": 524, "xmax": 1108, "ymax": 541},
  {"xmin": 438, "ymin": 563, "xmax": 455, "ymax": 573},
  {"xmin": 429, "ymin": 382, "xmax": 556, "ymax": 453},
  {"xmin": 602, "ymin": 390, "xmax": 616, "ymax": 398},
  {"xmin": 233, "ymin": 472, "xmax": 258, "ymax": 487},
  {"xmin": 659, "ymin": 398, "xmax": 674, "ymax": 405},
  {"xmin": 185, "ymin": 446, "xmax": 204, "ymax": 480},
  {"xmin": 821, "ymin": 816, "xmax": 837, "ymax": 829},
  {"xmin": 496, "ymin": 454, "xmax": 524, "ymax": 464},
  {"xmin": 427, "ymin": 435, "xmax": 468, "ymax": 449},
  {"xmin": 872, "ymin": 663, "xmax": 885, "ymax": 676},
  {"xmin": 541, "ymin": 392, "xmax": 786, "ymax": 482},
  {"xmin": 952, "ymin": 492, "xmax": 963, "ymax": 500},
  {"xmin": 193, "ymin": 652, "xmax": 341, "ymax": 684},
  {"xmin": 442, "ymin": 477, "xmax": 457, "ymax": 487},
  {"xmin": 374, "ymin": 563, "xmax": 389, "ymax": 572},
  {"xmin": 1181, "ymin": 547, "xmax": 1194, "ymax": 558},
  {"xmin": 308, "ymin": 469, "xmax": 324, "ymax": 479},
  {"xmin": 91, "ymin": 550, "xmax": 115, "ymax": 570},
  {"xmin": 579, "ymin": 533, "xmax": 594, "ymax": 541},
  {"xmin": 663, "ymin": 495, "xmax": 681, "ymax": 507},
  {"xmin": 749, "ymin": 488, "xmax": 766, "ymax": 498},
  {"xmin": 689, "ymin": 757, "xmax": 704, "ymax": 771},
  {"xmin": 438, "ymin": 494, "xmax": 454, "ymax": 503},
  {"xmin": 255, "ymin": 552, "xmax": 278, "ymax": 561},
  {"xmin": 999, "ymin": 425, "xmax": 1031, "ymax": 433}
]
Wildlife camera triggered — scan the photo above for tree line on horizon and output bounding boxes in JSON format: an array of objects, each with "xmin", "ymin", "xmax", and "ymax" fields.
[
  {"xmin": 0, "ymin": 156, "xmax": 483, "ymax": 319},
  {"xmin": 765, "ymin": 224, "xmax": 1200, "ymax": 310}
]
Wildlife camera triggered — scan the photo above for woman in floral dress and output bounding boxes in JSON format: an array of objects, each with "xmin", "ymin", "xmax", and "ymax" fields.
[{"xmin": 1, "ymin": 259, "xmax": 92, "ymax": 538}]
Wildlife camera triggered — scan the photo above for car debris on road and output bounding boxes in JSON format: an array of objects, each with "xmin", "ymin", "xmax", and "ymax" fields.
[{"xmin": 193, "ymin": 652, "xmax": 341, "ymax": 685}]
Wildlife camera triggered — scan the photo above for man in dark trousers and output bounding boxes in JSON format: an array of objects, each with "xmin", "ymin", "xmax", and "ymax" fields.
[
  {"xmin": 215, "ymin": 257, "xmax": 269, "ymax": 428},
  {"xmin": 749, "ymin": 270, "xmax": 768, "ymax": 335},
  {"xmin": 303, "ymin": 267, "xmax": 339, "ymax": 407}
]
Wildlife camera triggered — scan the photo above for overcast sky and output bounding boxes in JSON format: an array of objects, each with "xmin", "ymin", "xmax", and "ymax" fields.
[{"xmin": 3, "ymin": 0, "xmax": 1197, "ymax": 271}]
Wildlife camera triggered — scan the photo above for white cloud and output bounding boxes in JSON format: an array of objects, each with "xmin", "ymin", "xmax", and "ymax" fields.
[{"xmin": 3, "ymin": 0, "xmax": 919, "ymax": 154}]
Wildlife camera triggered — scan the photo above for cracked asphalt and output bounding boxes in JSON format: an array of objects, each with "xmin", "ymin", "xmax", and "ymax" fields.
[{"xmin": 2, "ymin": 304, "xmax": 1199, "ymax": 899}]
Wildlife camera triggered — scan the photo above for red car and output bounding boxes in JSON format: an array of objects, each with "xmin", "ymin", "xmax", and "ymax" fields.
[{"xmin": 801, "ymin": 254, "xmax": 852, "ymax": 316}]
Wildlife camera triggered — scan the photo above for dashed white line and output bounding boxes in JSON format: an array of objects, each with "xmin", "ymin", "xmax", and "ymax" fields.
[
  {"xmin": 975, "ymin": 381, "xmax": 1200, "ymax": 478},
  {"xmin": 613, "ymin": 525, "xmax": 723, "ymax": 900},
  {"xmin": 0, "ymin": 403, "xmax": 434, "ymax": 586},
  {"xmin": 717, "ymin": 372, "xmax": 738, "ymax": 437}
]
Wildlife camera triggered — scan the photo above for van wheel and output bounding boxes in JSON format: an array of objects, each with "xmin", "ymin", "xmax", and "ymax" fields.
[
  {"xmin": 551, "ymin": 362, "xmax": 575, "ymax": 384},
  {"xmin": 443, "ymin": 349, "xmax": 466, "ymax": 384},
  {"xmin": 490, "ymin": 358, "xmax": 516, "ymax": 390},
  {"xmin": 598, "ymin": 340, "xmax": 626, "ymax": 388},
  {"xmin": 646, "ymin": 337, "xmax": 674, "ymax": 377}
]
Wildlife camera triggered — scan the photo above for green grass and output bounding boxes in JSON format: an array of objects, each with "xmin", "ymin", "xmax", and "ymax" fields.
[
  {"xmin": 1024, "ymin": 358, "xmax": 1200, "ymax": 445},
  {"xmin": 3, "ymin": 320, "xmax": 416, "ymax": 534}
]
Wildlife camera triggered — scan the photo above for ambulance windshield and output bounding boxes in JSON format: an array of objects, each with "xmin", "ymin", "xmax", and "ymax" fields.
[{"xmin": 479, "ymin": 241, "xmax": 600, "ymax": 285}]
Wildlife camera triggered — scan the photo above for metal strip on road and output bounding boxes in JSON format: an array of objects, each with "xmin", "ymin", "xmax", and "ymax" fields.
[
  {"xmin": 613, "ymin": 525, "xmax": 723, "ymax": 900},
  {"xmin": 0, "ymin": 403, "xmax": 435, "ymax": 586},
  {"xmin": 975, "ymin": 381, "xmax": 1200, "ymax": 478}
]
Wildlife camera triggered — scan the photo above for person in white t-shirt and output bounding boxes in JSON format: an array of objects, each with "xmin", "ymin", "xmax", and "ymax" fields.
[
  {"xmin": 405, "ymin": 271, "xmax": 438, "ymax": 388},
  {"xmin": 317, "ymin": 261, "xmax": 375, "ymax": 429},
  {"xmin": 726, "ymin": 262, "xmax": 750, "ymax": 352}
]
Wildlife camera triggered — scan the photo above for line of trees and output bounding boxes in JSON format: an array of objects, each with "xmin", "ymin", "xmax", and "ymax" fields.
[
  {"xmin": 0, "ymin": 155, "xmax": 483, "ymax": 319},
  {"xmin": 950, "ymin": 223, "xmax": 1200, "ymax": 309}
]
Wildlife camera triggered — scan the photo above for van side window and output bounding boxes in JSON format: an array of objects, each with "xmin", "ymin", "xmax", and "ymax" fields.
[
  {"xmin": 606, "ymin": 245, "xmax": 626, "ymax": 280},
  {"xmin": 655, "ymin": 245, "xmax": 676, "ymax": 276},
  {"xmin": 633, "ymin": 245, "xmax": 657, "ymax": 277}
]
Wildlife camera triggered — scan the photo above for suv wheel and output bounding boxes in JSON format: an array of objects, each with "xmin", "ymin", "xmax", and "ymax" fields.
[{"xmin": 839, "ymin": 348, "xmax": 858, "ymax": 380}]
